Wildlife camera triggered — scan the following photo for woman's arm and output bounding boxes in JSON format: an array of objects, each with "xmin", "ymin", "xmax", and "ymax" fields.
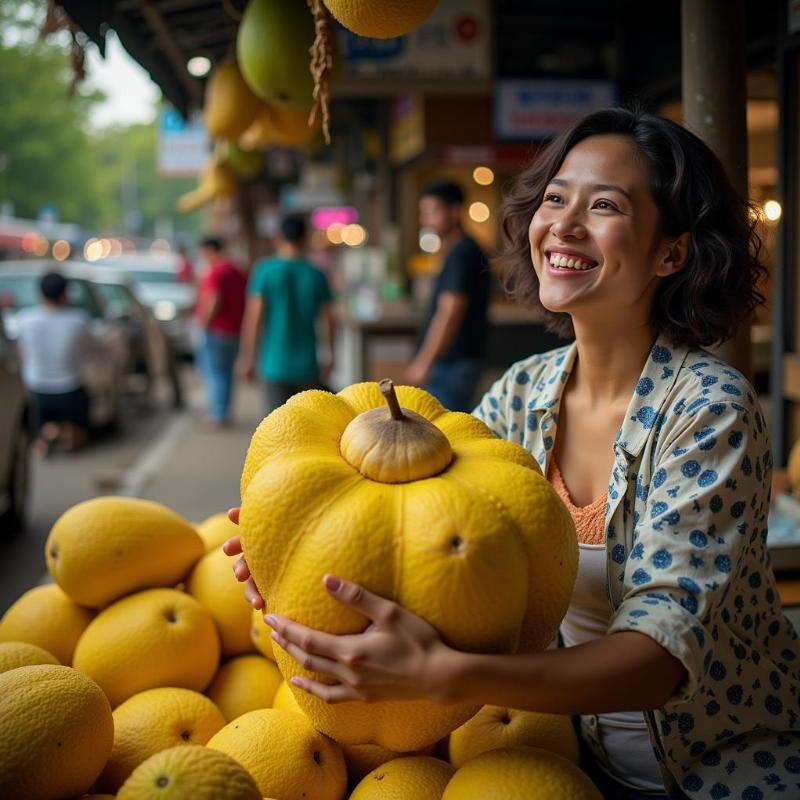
[{"xmin": 266, "ymin": 573, "xmax": 685, "ymax": 714}]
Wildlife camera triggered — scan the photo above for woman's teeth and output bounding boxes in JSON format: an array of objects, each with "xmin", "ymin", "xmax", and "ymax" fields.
[{"xmin": 548, "ymin": 252, "xmax": 596, "ymax": 270}]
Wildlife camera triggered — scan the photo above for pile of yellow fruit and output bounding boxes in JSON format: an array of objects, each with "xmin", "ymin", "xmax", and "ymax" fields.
[{"xmin": 0, "ymin": 382, "xmax": 600, "ymax": 799}]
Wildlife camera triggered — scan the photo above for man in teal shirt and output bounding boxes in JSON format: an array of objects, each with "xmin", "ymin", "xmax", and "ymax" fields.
[{"xmin": 237, "ymin": 216, "xmax": 335, "ymax": 412}]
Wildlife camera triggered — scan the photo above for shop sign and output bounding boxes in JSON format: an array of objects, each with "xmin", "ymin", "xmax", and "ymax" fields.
[
  {"xmin": 157, "ymin": 107, "xmax": 209, "ymax": 177},
  {"xmin": 389, "ymin": 95, "xmax": 426, "ymax": 164},
  {"xmin": 339, "ymin": 0, "xmax": 489, "ymax": 85},
  {"xmin": 494, "ymin": 80, "xmax": 618, "ymax": 140}
]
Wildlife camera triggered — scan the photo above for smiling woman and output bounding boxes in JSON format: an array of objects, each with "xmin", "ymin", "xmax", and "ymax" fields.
[{"xmin": 226, "ymin": 108, "xmax": 799, "ymax": 800}]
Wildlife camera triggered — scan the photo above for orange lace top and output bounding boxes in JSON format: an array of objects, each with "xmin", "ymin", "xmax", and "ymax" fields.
[{"xmin": 547, "ymin": 456, "xmax": 607, "ymax": 545}]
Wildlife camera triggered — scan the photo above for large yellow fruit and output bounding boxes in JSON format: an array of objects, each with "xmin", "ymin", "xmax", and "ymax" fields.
[
  {"xmin": 208, "ymin": 708, "xmax": 347, "ymax": 800},
  {"xmin": 250, "ymin": 607, "xmax": 276, "ymax": 661},
  {"xmin": 239, "ymin": 382, "xmax": 577, "ymax": 750},
  {"xmin": 203, "ymin": 60, "xmax": 261, "ymax": 140},
  {"xmin": 177, "ymin": 160, "xmax": 237, "ymax": 213},
  {"xmin": 0, "ymin": 640, "xmax": 59, "ymax": 672},
  {"xmin": 0, "ymin": 583, "xmax": 94, "ymax": 664},
  {"xmin": 196, "ymin": 511, "xmax": 240, "ymax": 553},
  {"xmin": 45, "ymin": 496, "xmax": 204, "ymax": 608},
  {"xmin": 188, "ymin": 546, "xmax": 256, "ymax": 656},
  {"xmin": 99, "ymin": 686, "xmax": 226, "ymax": 791},
  {"xmin": 272, "ymin": 679, "xmax": 302, "ymax": 713},
  {"xmin": 239, "ymin": 102, "xmax": 320, "ymax": 150},
  {"xmin": 0, "ymin": 664, "xmax": 113, "ymax": 800},
  {"xmin": 236, "ymin": 0, "xmax": 317, "ymax": 108},
  {"xmin": 323, "ymin": 0, "xmax": 437, "ymax": 38},
  {"xmin": 350, "ymin": 756, "xmax": 455, "ymax": 799},
  {"xmin": 442, "ymin": 747, "xmax": 602, "ymax": 800},
  {"xmin": 117, "ymin": 745, "xmax": 261, "ymax": 800},
  {"xmin": 73, "ymin": 587, "xmax": 220, "ymax": 707},
  {"xmin": 448, "ymin": 706, "xmax": 580, "ymax": 767},
  {"xmin": 206, "ymin": 654, "xmax": 282, "ymax": 721},
  {"xmin": 343, "ymin": 744, "xmax": 435, "ymax": 787}
]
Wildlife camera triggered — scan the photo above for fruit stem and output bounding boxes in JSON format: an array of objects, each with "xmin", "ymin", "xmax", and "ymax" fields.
[{"xmin": 379, "ymin": 379, "xmax": 405, "ymax": 421}]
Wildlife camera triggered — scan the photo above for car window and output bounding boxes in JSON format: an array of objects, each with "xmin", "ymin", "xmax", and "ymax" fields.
[
  {"xmin": 0, "ymin": 276, "xmax": 39, "ymax": 310},
  {"xmin": 65, "ymin": 279, "xmax": 103, "ymax": 318},
  {"xmin": 95, "ymin": 283, "xmax": 133, "ymax": 316},
  {"xmin": 125, "ymin": 270, "xmax": 178, "ymax": 284}
]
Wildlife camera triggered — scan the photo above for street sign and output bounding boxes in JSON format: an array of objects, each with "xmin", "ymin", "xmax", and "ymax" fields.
[{"xmin": 157, "ymin": 107, "xmax": 210, "ymax": 178}]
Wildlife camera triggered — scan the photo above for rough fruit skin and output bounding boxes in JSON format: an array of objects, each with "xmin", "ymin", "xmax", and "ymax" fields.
[
  {"xmin": 203, "ymin": 61, "xmax": 260, "ymax": 140},
  {"xmin": 239, "ymin": 384, "xmax": 578, "ymax": 750},
  {"xmin": 323, "ymin": 0, "xmax": 437, "ymax": 38},
  {"xmin": 187, "ymin": 545, "xmax": 256, "ymax": 656},
  {"xmin": 73, "ymin": 588, "xmax": 220, "ymax": 707},
  {"xmin": 0, "ymin": 640, "xmax": 59, "ymax": 672},
  {"xmin": 117, "ymin": 745, "xmax": 261, "ymax": 800},
  {"xmin": 206, "ymin": 654, "xmax": 282, "ymax": 721},
  {"xmin": 350, "ymin": 756, "xmax": 455, "ymax": 799},
  {"xmin": 0, "ymin": 583, "xmax": 94, "ymax": 664},
  {"xmin": 250, "ymin": 606, "xmax": 276, "ymax": 661},
  {"xmin": 196, "ymin": 511, "xmax": 240, "ymax": 553},
  {"xmin": 343, "ymin": 744, "xmax": 436, "ymax": 788},
  {"xmin": 237, "ymin": 0, "xmax": 317, "ymax": 108},
  {"xmin": 442, "ymin": 747, "xmax": 603, "ymax": 800},
  {"xmin": 271, "ymin": 679, "xmax": 302, "ymax": 713},
  {"xmin": 0, "ymin": 664, "xmax": 113, "ymax": 800},
  {"xmin": 448, "ymin": 706, "xmax": 580, "ymax": 768},
  {"xmin": 208, "ymin": 708, "xmax": 347, "ymax": 800},
  {"xmin": 98, "ymin": 686, "xmax": 227, "ymax": 791},
  {"xmin": 46, "ymin": 496, "xmax": 204, "ymax": 608}
]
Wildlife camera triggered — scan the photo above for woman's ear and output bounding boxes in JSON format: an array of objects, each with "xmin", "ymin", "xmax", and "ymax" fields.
[{"xmin": 655, "ymin": 232, "xmax": 691, "ymax": 277}]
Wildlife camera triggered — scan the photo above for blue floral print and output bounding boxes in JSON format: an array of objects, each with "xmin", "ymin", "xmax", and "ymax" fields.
[{"xmin": 474, "ymin": 335, "xmax": 800, "ymax": 799}]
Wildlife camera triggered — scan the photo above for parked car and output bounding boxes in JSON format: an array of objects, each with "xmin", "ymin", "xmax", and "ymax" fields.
[
  {"xmin": 92, "ymin": 256, "xmax": 197, "ymax": 358},
  {"xmin": 0, "ymin": 309, "xmax": 30, "ymax": 533},
  {"xmin": 0, "ymin": 264, "xmax": 128, "ymax": 430}
]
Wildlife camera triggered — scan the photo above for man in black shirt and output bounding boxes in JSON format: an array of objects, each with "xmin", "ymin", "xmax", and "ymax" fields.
[{"xmin": 405, "ymin": 181, "xmax": 490, "ymax": 411}]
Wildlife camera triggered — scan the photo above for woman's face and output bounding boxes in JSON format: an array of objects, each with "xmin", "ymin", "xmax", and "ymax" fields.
[{"xmin": 528, "ymin": 134, "xmax": 670, "ymax": 328}]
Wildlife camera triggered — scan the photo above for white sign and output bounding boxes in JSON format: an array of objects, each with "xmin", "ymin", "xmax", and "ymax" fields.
[
  {"xmin": 495, "ymin": 80, "xmax": 618, "ymax": 140},
  {"xmin": 157, "ymin": 107, "xmax": 209, "ymax": 178},
  {"xmin": 340, "ymin": 0, "xmax": 489, "ymax": 83}
]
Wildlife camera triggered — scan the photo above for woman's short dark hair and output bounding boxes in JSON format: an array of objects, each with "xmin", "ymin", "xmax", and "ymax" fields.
[{"xmin": 496, "ymin": 107, "xmax": 766, "ymax": 349}]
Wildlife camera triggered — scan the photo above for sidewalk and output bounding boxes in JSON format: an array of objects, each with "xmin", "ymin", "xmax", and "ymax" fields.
[{"xmin": 138, "ymin": 376, "xmax": 266, "ymax": 523}]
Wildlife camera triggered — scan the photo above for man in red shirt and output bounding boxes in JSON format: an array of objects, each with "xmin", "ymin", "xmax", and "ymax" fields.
[{"xmin": 194, "ymin": 235, "xmax": 247, "ymax": 428}]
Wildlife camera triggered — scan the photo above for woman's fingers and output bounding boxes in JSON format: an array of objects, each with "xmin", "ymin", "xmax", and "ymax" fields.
[
  {"xmin": 266, "ymin": 614, "xmax": 360, "ymax": 663},
  {"xmin": 244, "ymin": 577, "xmax": 264, "ymax": 609},
  {"xmin": 232, "ymin": 554, "xmax": 250, "ymax": 581},
  {"xmin": 227, "ymin": 506, "xmax": 240, "ymax": 524},
  {"xmin": 290, "ymin": 675, "xmax": 364, "ymax": 704},
  {"xmin": 222, "ymin": 535, "xmax": 242, "ymax": 557},
  {"xmin": 272, "ymin": 632, "xmax": 359, "ymax": 685},
  {"xmin": 323, "ymin": 575, "xmax": 401, "ymax": 626}
]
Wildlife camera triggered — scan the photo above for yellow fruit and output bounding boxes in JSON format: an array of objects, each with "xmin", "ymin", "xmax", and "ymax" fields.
[
  {"xmin": 350, "ymin": 756, "xmax": 455, "ymax": 799},
  {"xmin": 239, "ymin": 102, "xmax": 320, "ymax": 150},
  {"xmin": 80, "ymin": 796, "xmax": 116, "ymax": 799},
  {"xmin": 0, "ymin": 664, "xmax": 113, "ymax": 800},
  {"xmin": 206, "ymin": 654, "xmax": 282, "ymax": 721},
  {"xmin": 239, "ymin": 382, "xmax": 577, "ymax": 750},
  {"xmin": 323, "ymin": 0, "xmax": 437, "ymax": 38},
  {"xmin": 177, "ymin": 160, "xmax": 237, "ymax": 213},
  {"xmin": 117, "ymin": 744, "xmax": 261, "ymax": 800},
  {"xmin": 197, "ymin": 511, "xmax": 240, "ymax": 553},
  {"xmin": 99, "ymin": 686, "xmax": 226, "ymax": 791},
  {"xmin": 272, "ymin": 679, "xmax": 302, "ymax": 713},
  {"xmin": 250, "ymin": 607, "xmax": 276, "ymax": 661},
  {"xmin": 73, "ymin": 588, "xmax": 220, "ymax": 707},
  {"xmin": 341, "ymin": 743, "xmax": 434, "ymax": 786},
  {"xmin": 442, "ymin": 747, "xmax": 602, "ymax": 800},
  {"xmin": 0, "ymin": 640, "xmax": 59, "ymax": 672},
  {"xmin": 208, "ymin": 708, "xmax": 346, "ymax": 800},
  {"xmin": 187, "ymin": 546, "xmax": 256, "ymax": 656},
  {"xmin": 203, "ymin": 60, "xmax": 261, "ymax": 140},
  {"xmin": 45, "ymin": 497, "xmax": 204, "ymax": 608},
  {"xmin": 0, "ymin": 583, "xmax": 94, "ymax": 664},
  {"xmin": 448, "ymin": 706, "xmax": 580, "ymax": 768}
]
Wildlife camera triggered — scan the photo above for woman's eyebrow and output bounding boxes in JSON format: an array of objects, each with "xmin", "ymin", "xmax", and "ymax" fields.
[{"xmin": 548, "ymin": 177, "xmax": 632, "ymax": 201}]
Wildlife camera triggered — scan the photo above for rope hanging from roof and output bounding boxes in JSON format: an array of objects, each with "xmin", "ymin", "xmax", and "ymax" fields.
[
  {"xmin": 40, "ymin": 0, "xmax": 87, "ymax": 98},
  {"xmin": 307, "ymin": 0, "xmax": 334, "ymax": 144}
]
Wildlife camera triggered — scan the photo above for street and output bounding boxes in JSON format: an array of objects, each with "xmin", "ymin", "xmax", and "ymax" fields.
[{"xmin": 0, "ymin": 366, "xmax": 265, "ymax": 614}]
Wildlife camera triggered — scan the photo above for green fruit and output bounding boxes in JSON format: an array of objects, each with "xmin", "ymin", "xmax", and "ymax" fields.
[{"xmin": 237, "ymin": 0, "xmax": 316, "ymax": 109}]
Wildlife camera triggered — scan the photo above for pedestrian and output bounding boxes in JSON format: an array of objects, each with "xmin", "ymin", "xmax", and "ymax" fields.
[
  {"xmin": 194, "ymin": 235, "xmax": 247, "ymax": 429},
  {"xmin": 176, "ymin": 244, "xmax": 194, "ymax": 284},
  {"xmin": 236, "ymin": 215, "xmax": 335, "ymax": 414},
  {"xmin": 16, "ymin": 271, "xmax": 94, "ymax": 454},
  {"xmin": 226, "ymin": 108, "xmax": 800, "ymax": 799},
  {"xmin": 405, "ymin": 181, "xmax": 490, "ymax": 411}
]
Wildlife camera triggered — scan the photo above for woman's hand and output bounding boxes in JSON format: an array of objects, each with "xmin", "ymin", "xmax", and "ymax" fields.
[
  {"xmin": 266, "ymin": 574, "xmax": 458, "ymax": 705},
  {"xmin": 221, "ymin": 507, "xmax": 265, "ymax": 610}
]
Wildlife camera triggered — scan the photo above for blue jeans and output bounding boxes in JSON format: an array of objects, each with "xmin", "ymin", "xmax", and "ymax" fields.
[
  {"xmin": 195, "ymin": 329, "xmax": 239, "ymax": 422},
  {"xmin": 424, "ymin": 358, "xmax": 483, "ymax": 412}
]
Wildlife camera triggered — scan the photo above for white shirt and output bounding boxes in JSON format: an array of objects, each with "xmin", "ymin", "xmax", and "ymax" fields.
[{"xmin": 16, "ymin": 306, "xmax": 92, "ymax": 393}]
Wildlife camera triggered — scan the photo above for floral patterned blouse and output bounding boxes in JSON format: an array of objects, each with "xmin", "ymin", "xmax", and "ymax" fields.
[{"xmin": 474, "ymin": 335, "xmax": 800, "ymax": 799}]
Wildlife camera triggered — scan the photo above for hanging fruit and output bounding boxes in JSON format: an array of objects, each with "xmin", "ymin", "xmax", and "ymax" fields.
[
  {"xmin": 202, "ymin": 61, "xmax": 261, "ymax": 141},
  {"xmin": 177, "ymin": 161, "xmax": 237, "ymax": 214},
  {"xmin": 238, "ymin": 103, "xmax": 321, "ymax": 151},
  {"xmin": 322, "ymin": 0, "xmax": 438, "ymax": 39}
]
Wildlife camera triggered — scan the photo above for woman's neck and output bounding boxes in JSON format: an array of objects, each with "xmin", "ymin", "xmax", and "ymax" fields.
[{"xmin": 570, "ymin": 319, "xmax": 657, "ymax": 409}]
